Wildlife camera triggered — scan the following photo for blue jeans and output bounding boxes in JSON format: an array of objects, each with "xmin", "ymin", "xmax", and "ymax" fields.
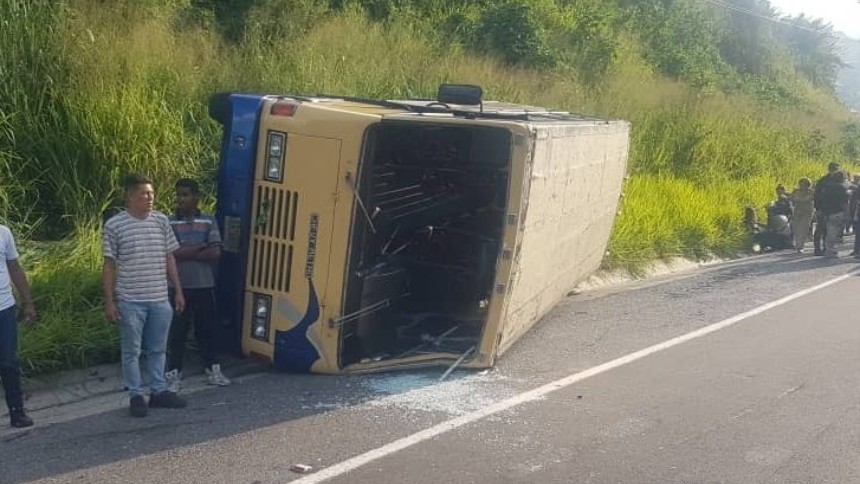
[
  {"xmin": 117, "ymin": 300, "xmax": 173, "ymax": 397},
  {"xmin": 0, "ymin": 305, "xmax": 24, "ymax": 411}
]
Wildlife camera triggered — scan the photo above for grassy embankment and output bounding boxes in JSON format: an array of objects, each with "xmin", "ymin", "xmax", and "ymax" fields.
[{"xmin": 1, "ymin": 0, "xmax": 854, "ymax": 374}]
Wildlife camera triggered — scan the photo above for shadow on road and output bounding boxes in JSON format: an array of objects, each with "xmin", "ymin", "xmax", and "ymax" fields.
[
  {"xmin": 0, "ymin": 367, "xmax": 465, "ymax": 483},
  {"xmin": 702, "ymin": 251, "xmax": 855, "ymax": 279}
]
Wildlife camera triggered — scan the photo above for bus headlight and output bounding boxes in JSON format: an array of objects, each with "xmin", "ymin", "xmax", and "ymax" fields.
[
  {"xmin": 265, "ymin": 131, "xmax": 286, "ymax": 182},
  {"xmin": 250, "ymin": 293, "xmax": 272, "ymax": 341}
]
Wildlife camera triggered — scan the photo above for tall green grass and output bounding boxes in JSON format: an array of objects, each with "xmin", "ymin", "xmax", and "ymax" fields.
[
  {"xmin": 16, "ymin": 227, "xmax": 117, "ymax": 374},
  {"xmin": 1, "ymin": 0, "xmax": 855, "ymax": 374}
]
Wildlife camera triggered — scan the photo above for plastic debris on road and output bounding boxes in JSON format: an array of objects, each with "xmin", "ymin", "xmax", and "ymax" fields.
[{"xmin": 290, "ymin": 464, "xmax": 313, "ymax": 474}]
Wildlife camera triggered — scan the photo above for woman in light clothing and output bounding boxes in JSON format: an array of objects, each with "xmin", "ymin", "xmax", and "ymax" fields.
[{"xmin": 790, "ymin": 177, "xmax": 815, "ymax": 253}]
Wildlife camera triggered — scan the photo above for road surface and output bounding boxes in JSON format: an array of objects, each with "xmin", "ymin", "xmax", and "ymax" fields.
[{"xmin": 2, "ymin": 251, "xmax": 859, "ymax": 484}]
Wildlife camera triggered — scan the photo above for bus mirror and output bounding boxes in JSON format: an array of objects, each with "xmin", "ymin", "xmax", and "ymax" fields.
[{"xmin": 437, "ymin": 84, "xmax": 483, "ymax": 106}]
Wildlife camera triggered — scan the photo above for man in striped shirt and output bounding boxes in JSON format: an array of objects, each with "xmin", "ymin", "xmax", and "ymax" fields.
[{"xmin": 103, "ymin": 174, "xmax": 187, "ymax": 418}]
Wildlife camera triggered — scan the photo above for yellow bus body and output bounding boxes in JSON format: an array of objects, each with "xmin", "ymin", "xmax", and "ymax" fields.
[{"xmin": 235, "ymin": 95, "xmax": 629, "ymax": 373}]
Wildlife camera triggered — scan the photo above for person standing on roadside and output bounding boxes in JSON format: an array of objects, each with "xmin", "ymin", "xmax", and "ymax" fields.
[
  {"xmin": 813, "ymin": 162, "xmax": 841, "ymax": 255},
  {"xmin": 164, "ymin": 178, "xmax": 231, "ymax": 392},
  {"xmin": 790, "ymin": 177, "xmax": 815, "ymax": 253},
  {"xmin": 818, "ymin": 170, "xmax": 849, "ymax": 258},
  {"xmin": 844, "ymin": 173, "xmax": 856, "ymax": 236},
  {"xmin": 851, "ymin": 175, "xmax": 860, "ymax": 257},
  {"xmin": 102, "ymin": 173, "xmax": 187, "ymax": 418},
  {"xmin": 0, "ymin": 224, "xmax": 36, "ymax": 428}
]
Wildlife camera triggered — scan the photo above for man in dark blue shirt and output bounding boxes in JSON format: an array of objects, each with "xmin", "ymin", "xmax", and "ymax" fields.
[
  {"xmin": 818, "ymin": 171, "xmax": 849, "ymax": 258},
  {"xmin": 165, "ymin": 178, "xmax": 231, "ymax": 391},
  {"xmin": 813, "ymin": 162, "xmax": 842, "ymax": 255}
]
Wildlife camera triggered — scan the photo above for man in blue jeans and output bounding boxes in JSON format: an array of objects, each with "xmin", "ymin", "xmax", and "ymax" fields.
[
  {"xmin": 0, "ymin": 224, "xmax": 36, "ymax": 428},
  {"xmin": 103, "ymin": 173, "xmax": 187, "ymax": 417}
]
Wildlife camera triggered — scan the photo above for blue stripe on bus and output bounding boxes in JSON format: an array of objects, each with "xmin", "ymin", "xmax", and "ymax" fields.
[{"xmin": 273, "ymin": 278, "xmax": 321, "ymax": 373}]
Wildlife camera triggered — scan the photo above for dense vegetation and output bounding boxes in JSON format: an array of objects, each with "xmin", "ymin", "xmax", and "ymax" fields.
[{"xmin": 2, "ymin": 0, "xmax": 858, "ymax": 374}]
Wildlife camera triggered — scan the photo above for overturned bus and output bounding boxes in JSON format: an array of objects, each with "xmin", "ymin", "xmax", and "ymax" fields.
[{"xmin": 209, "ymin": 85, "xmax": 629, "ymax": 374}]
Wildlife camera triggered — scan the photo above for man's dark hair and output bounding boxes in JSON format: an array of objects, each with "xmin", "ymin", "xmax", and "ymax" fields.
[
  {"xmin": 175, "ymin": 178, "xmax": 200, "ymax": 195},
  {"xmin": 124, "ymin": 173, "xmax": 153, "ymax": 195}
]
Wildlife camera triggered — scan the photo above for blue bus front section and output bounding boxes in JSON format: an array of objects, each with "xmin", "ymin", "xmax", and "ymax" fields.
[{"xmin": 209, "ymin": 92, "xmax": 267, "ymax": 355}]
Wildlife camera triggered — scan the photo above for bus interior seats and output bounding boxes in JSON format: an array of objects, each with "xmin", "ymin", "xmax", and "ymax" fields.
[{"xmin": 340, "ymin": 123, "xmax": 513, "ymax": 366}]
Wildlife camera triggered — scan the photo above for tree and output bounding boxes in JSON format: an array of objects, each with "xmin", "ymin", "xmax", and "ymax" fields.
[
  {"xmin": 780, "ymin": 14, "xmax": 842, "ymax": 91},
  {"xmin": 625, "ymin": 0, "xmax": 730, "ymax": 88},
  {"xmin": 715, "ymin": 0, "xmax": 782, "ymax": 78}
]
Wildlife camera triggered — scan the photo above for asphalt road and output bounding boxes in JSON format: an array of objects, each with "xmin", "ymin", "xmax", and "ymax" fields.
[{"xmin": 3, "ymin": 250, "xmax": 860, "ymax": 484}]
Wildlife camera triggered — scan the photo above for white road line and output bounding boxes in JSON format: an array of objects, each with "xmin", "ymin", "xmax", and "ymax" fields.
[{"xmin": 293, "ymin": 270, "xmax": 860, "ymax": 483}]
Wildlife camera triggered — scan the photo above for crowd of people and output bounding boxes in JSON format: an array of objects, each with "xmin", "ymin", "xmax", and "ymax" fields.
[
  {"xmin": 746, "ymin": 161, "xmax": 860, "ymax": 258},
  {"xmin": 1, "ymin": 174, "xmax": 230, "ymax": 427}
]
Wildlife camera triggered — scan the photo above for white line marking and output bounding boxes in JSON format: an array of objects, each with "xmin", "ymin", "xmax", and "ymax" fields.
[{"xmin": 293, "ymin": 270, "xmax": 859, "ymax": 483}]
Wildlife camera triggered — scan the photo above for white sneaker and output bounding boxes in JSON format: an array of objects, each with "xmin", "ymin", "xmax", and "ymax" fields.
[
  {"xmin": 206, "ymin": 364, "xmax": 231, "ymax": 386},
  {"xmin": 165, "ymin": 369, "xmax": 182, "ymax": 394}
]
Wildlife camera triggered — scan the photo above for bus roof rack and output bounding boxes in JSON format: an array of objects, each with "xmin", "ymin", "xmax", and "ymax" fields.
[{"xmin": 210, "ymin": 86, "xmax": 606, "ymax": 123}]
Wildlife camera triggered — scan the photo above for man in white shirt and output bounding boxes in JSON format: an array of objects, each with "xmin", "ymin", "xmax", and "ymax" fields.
[{"xmin": 0, "ymin": 224, "xmax": 36, "ymax": 428}]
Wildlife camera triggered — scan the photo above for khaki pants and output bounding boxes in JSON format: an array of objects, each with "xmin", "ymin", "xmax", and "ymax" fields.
[
  {"xmin": 792, "ymin": 210, "xmax": 814, "ymax": 250},
  {"xmin": 824, "ymin": 212, "xmax": 845, "ymax": 256}
]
